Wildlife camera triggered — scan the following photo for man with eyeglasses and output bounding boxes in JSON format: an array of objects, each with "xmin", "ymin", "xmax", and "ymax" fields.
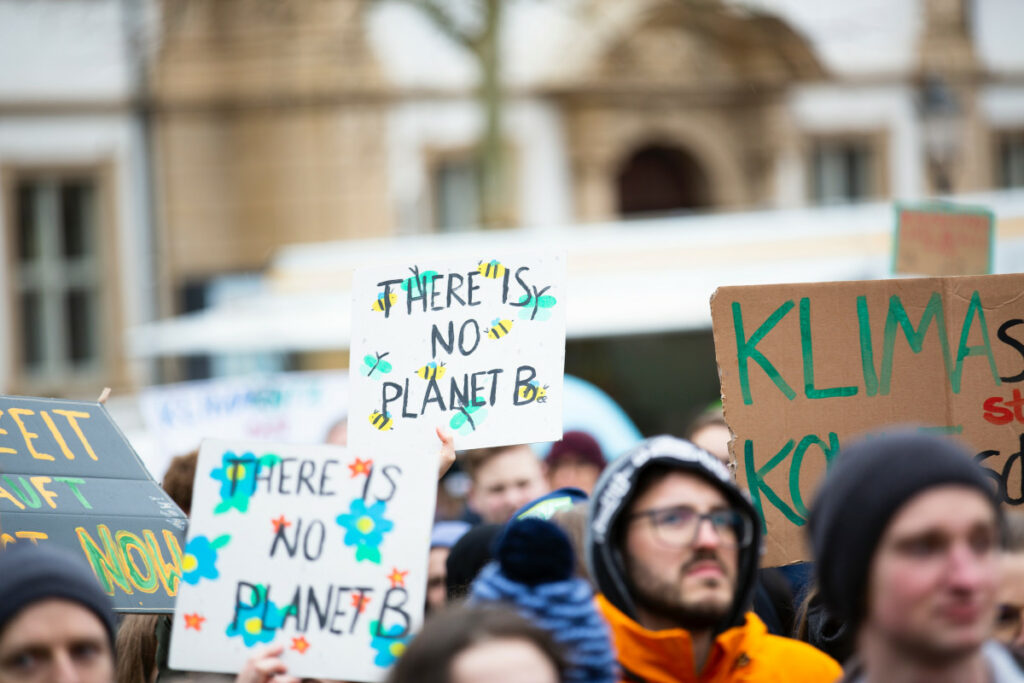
[{"xmin": 586, "ymin": 436, "xmax": 841, "ymax": 682}]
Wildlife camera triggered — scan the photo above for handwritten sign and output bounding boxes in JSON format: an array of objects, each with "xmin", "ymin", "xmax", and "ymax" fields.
[
  {"xmin": 348, "ymin": 255, "xmax": 566, "ymax": 455},
  {"xmin": 139, "ymin": 371, "xmax": 350, "ymax": 479},
  {"xmin": 893, "ymin": 203, "xmax": 993, "ymax": 276},
  {"xmin": 169, "ymin": 439, "xmax": 436, "ymax": 681},
  {"xmin": 0, "ymin": 396, "xmax": 187, "ymax": 611},
  {"xmin": 711, "ymin": 275, "xmax": 1024, "ymax": 565}
]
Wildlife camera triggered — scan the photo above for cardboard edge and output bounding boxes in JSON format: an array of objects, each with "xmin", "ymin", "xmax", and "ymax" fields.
[{"xmin": 708, "ymin": 287, "xmax": 740, "ymax": 475}]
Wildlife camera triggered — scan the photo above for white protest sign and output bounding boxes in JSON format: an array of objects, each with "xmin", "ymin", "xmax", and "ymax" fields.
[
  {"xmin": 169, "ymin": 439, "xmax": 436, "ymax": 682},
  {"xmin": 348, "ymin": 254, "xmax": 567, "ymax": 455},
  {"xmin": 139, "ymin": 371, "xmax": 350, "ymax": 478}
]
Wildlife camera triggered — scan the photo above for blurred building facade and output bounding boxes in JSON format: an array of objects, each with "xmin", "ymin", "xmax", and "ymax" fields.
[
  {"xmin": 0, "ymin": 0, "xmax": 156, "ymax": 397},
  {"xmin": 1, "ymin": 0, "xmax": 1024, "ymax": 406}
]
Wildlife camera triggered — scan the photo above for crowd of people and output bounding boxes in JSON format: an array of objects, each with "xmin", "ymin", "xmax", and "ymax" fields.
[{"xmin": 1, "ymin": 415, "xmax": 1023, "ymax": 683}]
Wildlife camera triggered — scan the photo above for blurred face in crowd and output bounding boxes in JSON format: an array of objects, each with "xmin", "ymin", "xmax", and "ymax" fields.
[
  {"xmin": 994, "ymin": 550, "xmax": 1024, "ymax": 649},
  {"xmin": 468, "ymin": 446, "xmax": 548, "ymax": 524},
  {"xmin": 449, "ymin": 638, "xmax": 559, "ymax": 683},
  {"xmin": 325, "ymin": 419, "xmax": 347, "ymax": 446},
  {"xmin": 623, "ymin": 471, "xmax": 739, "ymax": 631},
  {"xmin": 427, "ymin": 547, "xmax": 450, "ymax": 613},
  {"xmin": 689, "ymin": 424, "xmax": 732, "ymax": 473},
  {"xmin": 0, "ymin": 599, "xmax": 113, "ymax": 683},
  {"xmin": 547, "ymin": 457, "xmax": 602, "ymax": 495},
  {"xmin": 865, "ymin": 486, "xmax": 999, "ymax": 662}
]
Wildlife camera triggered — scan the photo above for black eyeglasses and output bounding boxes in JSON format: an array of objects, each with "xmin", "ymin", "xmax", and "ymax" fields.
[{"xmin": 628, "ymin": 505, "xmax": 753, "ymax": 549}]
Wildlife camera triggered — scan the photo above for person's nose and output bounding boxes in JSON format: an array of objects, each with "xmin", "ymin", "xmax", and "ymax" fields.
[
  {"xmin": 52, "ymin": 650, "xmax": 81, "ymax": 683},
  {"xmin": 692, "ymin": 516, "xmax": 723, "ymax": 549},
  {"xmin": 946, "ymin": 541, "xmax": 992, "ymax": 592}
]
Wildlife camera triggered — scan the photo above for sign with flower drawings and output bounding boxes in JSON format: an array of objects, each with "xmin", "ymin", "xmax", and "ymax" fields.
[
  {"xmin": 349, "ymin": 253, "xmax": 567, "ymax": 456},
  {"xmin": 169, "ymin": 438, "xmax": 437, "ymax": 681}
]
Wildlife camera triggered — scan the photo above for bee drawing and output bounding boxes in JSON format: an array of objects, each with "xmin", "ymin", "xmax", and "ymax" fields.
[
  {"xmin": 416, "ymin": 362, "xmax": 447, "ymax": 381},
  {"xmin": 361, "ymin": 351, "xmax": 392, "ymax": 380},
  {"xmin": 477, "ymin": 259, "xmax": 506, "ymax": 279},
  {"xmin": 517, "ymin": 381, "xmax": 549, "ymax": 404},
  {"xmin": 517, "ymin": 292, "xmax": 558, "ymax": 321},
  {"xmin": 371, "ymin": 292, "xmax": 398, "ymax": 313},
  {"xmin": 485, "ymin": 318, "xmax": 514, "ymax": 340},
  {"xmin": 449, "ymin": 401, "xmax": 488, "ymax": 435},
  {"xmin": 369, "ymin": 410, "xmax": 394, "ymax": 432}
]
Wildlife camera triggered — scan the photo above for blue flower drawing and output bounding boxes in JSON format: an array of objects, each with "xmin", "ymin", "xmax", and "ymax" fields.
[
  {"xmin": 225, "ymin": 584, "xmax": 288, "ymax": 647},
  {"xmin": 369, "ymin": 620, "xmax": 411, "ymax": 667},
  {"xmin": 210, "ymin": 451, "xmax": 281, "ymax": 514},
  {"xmin": 336, "ymin": 498, "xmax": 394, "ymax": 564},
  {"xmin": 181, "ymin": 534, "xmax": 230, "ymax": 585}
]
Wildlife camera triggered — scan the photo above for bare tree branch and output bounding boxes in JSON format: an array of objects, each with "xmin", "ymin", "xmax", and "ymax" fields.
[{"xmin": 384, "ymin": 0, "xmax": 476, "ymax": 50}]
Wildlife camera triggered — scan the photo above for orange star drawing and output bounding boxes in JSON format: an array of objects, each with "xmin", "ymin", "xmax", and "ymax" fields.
[
  {"xmin": 348, "ymin": 457, "xmax": 373, "ymax": 478},
  {"xmin": 271, "ymin": 515, "xmax": 291, "ymax": 533},
  {"xmin": 291, "ymin": 636, "xmax": 311, "ymax": 654},
  {"xmin": 351, "ymin": 593, "xmax": 371, "ymax": 613},
  {"xmin": 184, "ymin": 613, "xmax": 205, "ymax": 631},
  {"xmin": 387, "ymin": 568, "xmax": 408, "ymax": 588}
]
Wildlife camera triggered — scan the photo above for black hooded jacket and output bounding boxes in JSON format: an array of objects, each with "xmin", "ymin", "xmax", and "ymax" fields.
[{"xmin": 584, "ymin": 435, "xmax": 763, "ymax": 635}]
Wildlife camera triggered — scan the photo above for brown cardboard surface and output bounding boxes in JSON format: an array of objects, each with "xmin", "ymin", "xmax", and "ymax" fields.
[
  {"xmin": 894, "ymin": 205, "xmax": 993, "ymax": 276},
  {"xmin": 711, "ymin": 274, "xmax": 1024, "ymax": 566}
]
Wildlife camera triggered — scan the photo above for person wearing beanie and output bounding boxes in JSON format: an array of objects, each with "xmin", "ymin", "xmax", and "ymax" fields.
[
  {"xmin": 0, "ymin": 543, "xmax": 117, "ymax": 683},
  {"xmin": 809, "ymin": 430, "xmax": 1023, "ymax": 682},
  {"xmin": 445, "ymin": 523, "xmax": 504, "ymax": 602},
  {"xmin": 545, "ymin": 431, "xmax": 606, "ymax": 495},
  {"xmin": 586, "ymin": 435, "xmax": 840, "ymax": 682},
  {"xmin": 469, "ymin": 517, "xmax": 617, "ymax": 683}
]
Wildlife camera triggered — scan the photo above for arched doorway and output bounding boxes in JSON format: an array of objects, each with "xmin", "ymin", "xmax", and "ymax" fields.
[{"xmin": 615, "ymin": 144, "xmax": 711, "ymax": 217}]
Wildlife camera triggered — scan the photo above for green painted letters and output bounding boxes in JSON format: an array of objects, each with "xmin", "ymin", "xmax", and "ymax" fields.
[
  {"xmin": 733, "ymin": 300, "xmax": 797, "ymax": 405},
  {"xmin": 800, "ymin": 298, "xmax": 858, "ymax": 399}
]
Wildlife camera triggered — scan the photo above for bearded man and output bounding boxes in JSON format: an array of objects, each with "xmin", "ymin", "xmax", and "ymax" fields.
[{"xmin": 586, "ymin": 436, "xmax": 840, "ymax": 682}]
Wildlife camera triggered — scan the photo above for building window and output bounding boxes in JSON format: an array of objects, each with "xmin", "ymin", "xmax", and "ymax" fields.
[
  {"xmin": 433, "ymin": 156, "xmax": 481, "ymax": 232},
  {"xmin": 12, "ymin": 177, "xmax": 104, "ymax": 383},
  {"xmin": 997, "ymin": 131, "xmax": 1024, "ymax": 189},
  {"xmin": 811, "ymin": 139, "xmax": 874, "ymax": 205}
]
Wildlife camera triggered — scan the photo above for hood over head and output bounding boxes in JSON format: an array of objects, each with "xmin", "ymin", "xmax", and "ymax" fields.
[{"xmin": 585, "ymin": 435, "xmax": 762, "ymax": 632}]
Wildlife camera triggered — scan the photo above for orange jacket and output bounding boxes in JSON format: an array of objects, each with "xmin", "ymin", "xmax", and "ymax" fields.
[{"xmin": 597, "ymin": 594, "xmax": 842, "ymax": 683}]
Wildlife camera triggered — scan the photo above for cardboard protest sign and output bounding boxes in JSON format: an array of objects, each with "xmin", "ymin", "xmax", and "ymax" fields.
[
  {"xmin": 169, "ymin": 439, "xmax": 435, "ymax": 682},
  {"xmin": 893, "ymin": 203, "xmax": 994, "ymax": 276},
  {"xmin": 348, "ymin": 255, "xmax": 566, "ymax": 455},
  {"xmin": 711, "ymin": 274, "xmax": 1024, "ymax": 566},
  {"xmin": 139, "ymin": 371, "xmax": 350, "ymax": 479},
  {"xmin": 0, "ymin": 396, "xmax": 187, "ymax": 611}
]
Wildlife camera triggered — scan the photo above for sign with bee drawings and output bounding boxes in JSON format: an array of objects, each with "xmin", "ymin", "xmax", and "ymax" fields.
[
  {"xmin": 169, "ymin": 439, "xmax": 434, "ymax": 681},
  {"xmin": 348, "ymin": 254, "xmax": 567, "ymax": 455}
]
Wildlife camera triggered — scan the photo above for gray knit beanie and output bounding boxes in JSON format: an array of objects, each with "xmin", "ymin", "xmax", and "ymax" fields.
[{"xmin": 0, "ymin": 543, "xmax": 117, "ymax": 649}]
